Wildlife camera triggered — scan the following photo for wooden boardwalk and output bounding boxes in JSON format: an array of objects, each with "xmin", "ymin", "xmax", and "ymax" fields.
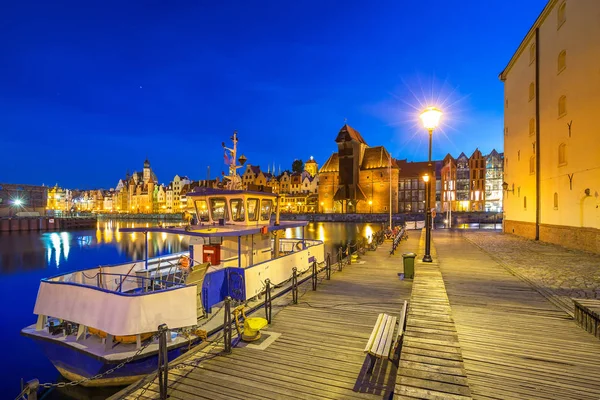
[
  {"xmin": 112, "ymin": 236, "xmax": 416, "ymax": 400},
  {"xmin": 436, "ymin": 230, "xmax": 600, "ymax": 400},
  {"xmin": 394, "ymin": 232, "xmax": 472, "ymax": 400}
]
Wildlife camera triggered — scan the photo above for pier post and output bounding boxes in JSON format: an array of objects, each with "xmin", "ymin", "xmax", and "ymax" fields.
[
  {"xmin": 312, "ymin": 261, "xmax": 317, "ymax": 291},
  {"xmin": 157, "ymin": 324, "xmax": 169, "ymax": 400},
  {"xmin": 292, "ymin": 267, "xmax": 298, "ymax": 304},
  {"xmin": 326, "ymin": 253, "xmax": 331, "ymax": 280},
  {"xmin": 265, "ymin": 279, "xmax": 272, "ymax": 324},
  {"xmin": 223, "ymin": 297, "xmax": 232, "ymax": 354}
]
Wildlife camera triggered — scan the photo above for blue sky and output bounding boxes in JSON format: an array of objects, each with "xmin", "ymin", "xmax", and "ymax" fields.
[{"xmin": 0, "ymin": 0, "xmax": 547, "ymax": 188}]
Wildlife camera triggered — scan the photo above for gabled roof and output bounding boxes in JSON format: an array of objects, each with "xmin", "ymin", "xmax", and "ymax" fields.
[
  {"xmin": 396, "ymin": 159, "xmax": 431, "ymax": 178},
  {"xmin": 335, "ymin": 124, "xmax": 367, "ymax": 145},
  {"xmin": 319, "ymin": 153, "xmax": 339, "ymax": 173},
  {"xmin": 361, "ymin": 146, "xmax": 395, "ymax": 169}
]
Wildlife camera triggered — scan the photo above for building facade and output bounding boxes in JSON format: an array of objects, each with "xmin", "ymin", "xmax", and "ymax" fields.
[
  {"xmin": 318, "ymin": 124, "xmax": 398, "ymax": 214},
  {"xmin": 0, "ymin": 183, "xmax": 48, "ymax": 217},
  {"xmin": 500, "ymin": 0, "xmax": 600, "ymax": 253}
]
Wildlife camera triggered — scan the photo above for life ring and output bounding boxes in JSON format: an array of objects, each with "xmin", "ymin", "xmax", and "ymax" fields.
[
  {"xmin": 295, "ymin": 241, "xmax": 303, "ymax": 251},
  {"xmin": 179, "ymin": 256, "xmax": 190, "ymax": 269}
]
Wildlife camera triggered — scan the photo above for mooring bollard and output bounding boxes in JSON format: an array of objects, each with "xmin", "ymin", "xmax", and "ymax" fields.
[
  {"xmin": 326, "ymin": 253, "xmax": 331, "ymax": 280},
  {"xmin": 223, "ymin": 297, "xmax": 232, "ymax": 354},
  {"xmin": 292, "ymin": 267, "xmax": 298, "ymax": 304},
  {"xmin": 264, "ymin": 278, "xmax": 272, "ymax": 323},
  {"xmin": 312, "ymin": 261, "xmax": 317, "ymax": 291},
  {"xmin": 157, "ymin": 324, "xmax": 169, "ymax": 400}
]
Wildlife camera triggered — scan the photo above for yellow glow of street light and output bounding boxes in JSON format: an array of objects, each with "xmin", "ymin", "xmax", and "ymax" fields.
[
  {"xmin": 422, "ymin": 173, "xmax": 430, "ymax": 183},
  {"xmin": 368, "ymin": 200, "xmax": 373, "ymax": 205},
  {"xmin": 420, "ymin": 106, "xmax": 442, "ymax": 130}
]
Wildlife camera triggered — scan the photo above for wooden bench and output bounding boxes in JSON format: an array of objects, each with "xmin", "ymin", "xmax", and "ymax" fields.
[{"xmin": 363, "ymin": 300, "xmax": 408, "ymax": 373}]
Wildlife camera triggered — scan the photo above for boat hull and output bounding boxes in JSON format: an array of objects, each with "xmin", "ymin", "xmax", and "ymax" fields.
[{"xmin": 27, "ymin": 333, "xmax": 197, "ymax": 387}]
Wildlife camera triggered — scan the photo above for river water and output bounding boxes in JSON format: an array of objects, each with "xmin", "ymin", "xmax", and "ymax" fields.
[{"xmin": 1, "ymin": 220, "xmax": 380, "ymax": 399}]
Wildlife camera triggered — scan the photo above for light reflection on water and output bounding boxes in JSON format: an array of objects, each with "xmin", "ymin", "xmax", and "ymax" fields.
[{"xmin": 0, "ymin": 220, "xmax": 381, "ymax": 398}]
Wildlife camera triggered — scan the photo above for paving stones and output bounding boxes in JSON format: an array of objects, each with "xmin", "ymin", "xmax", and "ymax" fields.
[{"xmin": 462, "ymin": 231, "xmax": 600, "ymax": 307}]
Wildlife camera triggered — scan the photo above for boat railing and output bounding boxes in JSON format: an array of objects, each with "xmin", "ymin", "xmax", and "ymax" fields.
[{"xmin": 98, "ymin": 273, "xmax": 183, "ymax": 293}]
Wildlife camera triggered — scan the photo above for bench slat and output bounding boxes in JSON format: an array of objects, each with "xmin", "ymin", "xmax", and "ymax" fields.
[
  {"xmin": 364, "ymin": 313, "xmax": 385, "ymax": 353},
  {"xmin": 375, "ymin": 316, "xmax": 396, "ymax": 358},
  {"xmin": 371, "ymin": 315, "xmax": 390, "ymax": 355}
]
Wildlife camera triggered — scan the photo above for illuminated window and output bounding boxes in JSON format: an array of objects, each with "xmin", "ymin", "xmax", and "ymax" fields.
[
  {"xmin": 557, "ymin": 2, "xmax": 566, "ymax": 28},
  {"xmin": 529, "ymin": 118, "xmax": 535, "ymax": 136},
  {"xmin": 260, "ymin": 199, "xmax": 273, "ymax": 221},
  {"xmin": 558, "ymin": 143, "xmax": 567, "ymax": 166},
  {"xmin": 194, "ymin": 200, "xmax": 209, "ymax": 222},
  {"xmin": 558, "ymin": 50, "xmax": 566, "ymax": 73},
  {"xmin": 247, "ymin": 198, "xmax": 259, "ymax": 221},
  {"xmin": 529, "ymin": 156, "xmax": 535, "ymax": 174},
  {"xmin": 528, "ymin": 82, "xmax": 535, "ymax": 101},
  {"xmin": 554, "ymin": 192, "xmax": 559, "ymax": 209},
  {"xmin": 209, "ymin": 198, "xmax": 229, "ymax": 221},
  {"xmin": 529, "ymin": 43, "xmax": 536, "ymax": 64},
  {"xmin": 558, "ymin": 95, "xmax": 567, "ymax": 117},
  {"xmin": 230, "ymin": 198, "xmax": 245, "ymax": 222}
]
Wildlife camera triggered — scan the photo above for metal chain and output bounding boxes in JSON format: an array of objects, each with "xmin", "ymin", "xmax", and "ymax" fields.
[
  {"xmin": 197, "ymin": 302, "xmax": 226, "ymax": 328},
  {"xmin": 39, "ymin": 327, "xmax": 167, "ymax": 389}
]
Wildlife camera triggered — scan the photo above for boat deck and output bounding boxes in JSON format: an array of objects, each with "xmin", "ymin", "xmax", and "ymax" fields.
[{"xmin": 112, "ymin": 236, "xmax": 417, "ymax": 400}]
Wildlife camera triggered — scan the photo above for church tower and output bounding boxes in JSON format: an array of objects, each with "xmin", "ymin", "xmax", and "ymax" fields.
[
  {"xmin": 143, "ymin": 159, "xmax": 151, "ymax": 184},
  {"xmin": 304, "ymin": 156, "xmax": 319, "ymax": 177}
]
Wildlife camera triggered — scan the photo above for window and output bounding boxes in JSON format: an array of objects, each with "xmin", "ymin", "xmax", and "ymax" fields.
[
  {"xmin": 524, "ymin": 196, "xmax": 527, "ymax": 210},
  {"xmin": 209, "ymin": 198, "xmax": 229, "ymax": 221},
  {"xmin": 518, "ymin": 150, "xmax": 521, "ymax": 161},
  {"xmin": 230, "ymin": 198, "xmax": 245, "ymax": 222},
  {"xmin": 557, "ymin": 2, "xmax": 566, "ymax": 28},
  {"xmin": 529, "ymin": 118, "xmax": 535, "ymax": 136},
  {"xmin": 529, "ymin": 156, "xmax": 535, "ymax": 174},
  {"xmin": 554, "ymin": 192, "xmax": 559, "ymax": 209},
  {"xmin": 195, "ymin": 200, "xmax": 210, "ymax": 222},
  {"xmin": 529, "ymin": 43, "xmax": 536, "ymax": 64},
  {"xmin": 505, "ymin": 99, "xmax": 508, "ymax": 108},
  {"xmin": 504, "ymin": 127, "xmax": 508, "ymax": 136},
  {"xmin": 558, "ymin": 143, "xmax": 567, "ymax": 165},
  {"xmin": 557, "ymin": 50, "xmax": 566, "ymax": 73},
  {"xmin": 260, "ymin": 199, "xmax": 273, "ymax": 221},
  {"xmin": 558, "ymin": 95, "xmax": 567, "ymax": 117},
  {"xmin": 528, "ymin": 82, "xmax": 535, "ymax": 101},
  {"xmin": 247, "ymin": 198, "xmax": 259, "ymax": 221}
]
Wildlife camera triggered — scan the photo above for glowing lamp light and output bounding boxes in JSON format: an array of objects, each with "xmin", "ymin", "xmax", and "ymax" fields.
[
  {"xmin": 13, "ymin": 199, "xmax": 23, "ymax": 206},
  {"xmin": 422, "ymin": 173, "xmax": 430, "ymax": 183},
  {"xmin": 368, "ymin": 200, "xmax": 373, "ymax": 205},
  {"xmin": 419, "ymin": 107, "xmax": 442, "ymax": 130}
]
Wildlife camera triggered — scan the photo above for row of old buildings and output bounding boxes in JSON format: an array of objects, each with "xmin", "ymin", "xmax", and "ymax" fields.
[
  {"xmin": 1, "ymin": 126, "xmax": 504, "ymax": 217},
  {"xmin": 500, "ymin": 0, "xmax": 600, "ymax": 253}
]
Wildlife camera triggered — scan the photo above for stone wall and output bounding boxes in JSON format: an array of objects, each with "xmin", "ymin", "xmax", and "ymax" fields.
[
  {"xmin": 540, "ymin": 224, "xmax": 600, "ymax": 254},
  {"xmin": 503, "ymin": 219, "xmax": 537, "ymax": 239}
]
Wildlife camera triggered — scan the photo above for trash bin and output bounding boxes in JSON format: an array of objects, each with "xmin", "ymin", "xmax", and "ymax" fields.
[{"xmin": 402, "ymin": 252, "xmax": 416, "ymax": 279}]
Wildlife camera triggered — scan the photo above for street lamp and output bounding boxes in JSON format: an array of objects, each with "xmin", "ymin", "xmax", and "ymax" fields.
[
  {"xmin": 320, "ymin": 201, "xmax": 324, "ymax": 213},
  {"xmin": 420, "ymin": 106, "xmax": 442, "ymax": 263},
  {"xmin": 368, "ymin": 199, "xmax": 373, "ymax": 213}
]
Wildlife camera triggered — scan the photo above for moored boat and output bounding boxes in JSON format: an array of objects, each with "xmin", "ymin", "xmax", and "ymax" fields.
[{"xmin": 22, "ymin": 133, "xmax": 324, "ymax": 387}]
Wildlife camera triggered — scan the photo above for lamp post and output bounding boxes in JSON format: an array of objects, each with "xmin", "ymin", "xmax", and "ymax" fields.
[
  {"xmin": 320, "ymin": 201, "xmax": 324, "ymax": 213},
  {"xmin": 420, "ymin": 106, "xmax": 442, "ymax": 263},
  {"xmin": 368, "ymin": 199, "xmax": 373, "ymax": 213}
]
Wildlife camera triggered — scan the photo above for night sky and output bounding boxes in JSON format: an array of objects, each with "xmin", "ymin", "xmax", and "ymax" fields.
[{"xmin": 0, "ymin": 0, "xmax": 547, "ymax": 189}]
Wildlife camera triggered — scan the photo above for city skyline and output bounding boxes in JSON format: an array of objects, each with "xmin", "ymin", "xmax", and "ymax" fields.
[{"xmin": 0, "ymin": 0, "xmax": 547, "ymax": 188}]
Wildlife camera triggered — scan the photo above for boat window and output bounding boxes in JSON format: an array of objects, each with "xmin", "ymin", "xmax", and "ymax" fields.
[
  {"xmin": 194, "ymin": 200, "xmax": 210, "ymax": 222},
  {"xmin": 209, "ymin": 198, "xmax": 229, "ymax": 221},
  {"xmin": 230, "ymin": 198, "xmax": 245, "ymax": 222},
  {"xmin": 260, "ymin": 199, "xmax": 273, "ymax": 221},
  {"xmin": 247, "ymin": 198, "xmax": 259, "ymax": 221}
]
